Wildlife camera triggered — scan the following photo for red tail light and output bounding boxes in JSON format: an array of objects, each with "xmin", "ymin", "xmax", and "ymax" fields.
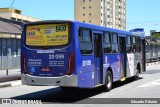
[
  {"xmin": 21, "ymin": 53, "xmax": 27, "ymax": 74},
  {"xmin": 65, "ymin": 53, "xmax": 75, "ymax": 75}
]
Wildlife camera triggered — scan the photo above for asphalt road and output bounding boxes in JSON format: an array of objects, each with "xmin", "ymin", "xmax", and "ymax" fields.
[{"xmin": 0, "ymin": 64, "xmax": 160, "ymax": 106}]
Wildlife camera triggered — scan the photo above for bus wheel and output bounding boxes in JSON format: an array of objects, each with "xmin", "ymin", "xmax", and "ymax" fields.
[
  {"xmin": 103, "ymin": 70, "xmax": 113, "ymax": 92},
  {"xmin": 134, "ymin": 68, "xmax": 140, "ymax": 80}
]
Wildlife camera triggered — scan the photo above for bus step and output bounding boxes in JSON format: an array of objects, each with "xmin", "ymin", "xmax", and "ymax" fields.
[
  {"xmin": 95, "ymin": 84, "xmax": 104, "ymax": 88},
  {"xmin": 120, "ymin": 77, "xmax": 126, "ymax": 82}
]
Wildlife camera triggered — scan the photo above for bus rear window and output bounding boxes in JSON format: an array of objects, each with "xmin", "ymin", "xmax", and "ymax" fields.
[{"xmin": 25, "ymin": 24, "xmax": 69, "ymax": 47}]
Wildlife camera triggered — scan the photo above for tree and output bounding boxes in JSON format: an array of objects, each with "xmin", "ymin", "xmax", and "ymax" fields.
[{"xmin": 153, "ymin": 34, "xmax": 160, "ymax": 38}]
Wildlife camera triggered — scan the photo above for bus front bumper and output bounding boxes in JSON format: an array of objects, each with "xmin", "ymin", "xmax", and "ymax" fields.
[{"xmin": 21, "ymin": 74, "xmax": 77, "ymax": 87}]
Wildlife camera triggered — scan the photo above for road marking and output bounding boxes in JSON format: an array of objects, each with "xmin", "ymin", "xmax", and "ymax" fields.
[{"xmin": 138, "ymin": 79, "xmax": 160, "ymax": 88}]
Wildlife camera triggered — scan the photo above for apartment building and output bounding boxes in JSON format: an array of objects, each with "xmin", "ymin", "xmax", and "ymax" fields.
[
  {"xmin": 0, "ymin": 8, "xmax": 39, "ymax": 22},
  {"xmin": 74, "ymin": 0, "xmax": 126, "ymax": 30}
]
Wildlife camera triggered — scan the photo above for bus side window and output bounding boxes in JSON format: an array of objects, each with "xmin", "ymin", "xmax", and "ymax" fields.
[
  {"xmin": 132, "ymin": 36, "xmax": 136, "ymax": 53},
  {"xmin": 78, "ymin": 29, "xmax": 93, "ymax": 55},
  {"xmin": 136, "ymin": 37, "xmax": 141, "ymax": 53},
  {"xmin": 112, "ymin": 33, "xmax": 119, "ymax": 53},
  {"xmin": 103, "ymin": 32, "xmax": 112, "ymax": 53},
  {"xmin": 126, "ymin": 35, "xmax": 132, "ymax": 53}
]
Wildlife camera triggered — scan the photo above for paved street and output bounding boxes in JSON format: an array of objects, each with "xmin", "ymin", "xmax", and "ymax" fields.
[{"xmin": 0, "ymin": 64, "xmax": 160, "ymax": 105}]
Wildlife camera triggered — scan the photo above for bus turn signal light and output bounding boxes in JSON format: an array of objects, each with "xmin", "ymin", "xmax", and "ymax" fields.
[{"xmin": 21, "ymin": 53, "xmax": 27, "ymax": 74}]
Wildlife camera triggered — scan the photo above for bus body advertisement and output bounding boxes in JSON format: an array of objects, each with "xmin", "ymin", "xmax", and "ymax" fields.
[{"xmin": 21, "ymin": 20, "xmax": 146, "ymax": 91}]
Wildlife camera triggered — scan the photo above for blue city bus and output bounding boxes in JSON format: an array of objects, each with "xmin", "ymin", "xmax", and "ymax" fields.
[{"xmin": 21, "ymin": 20, "xmax": 146, "ymax": 91}]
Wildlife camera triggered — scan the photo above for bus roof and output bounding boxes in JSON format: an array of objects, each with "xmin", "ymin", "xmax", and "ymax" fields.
[
  {"xmin": 73, "ymin": 21, "xmax": 133, "ymax": 36},
  {"xmin": 24, "ymin": 20, "xmax": 143, "ymax": 37}
]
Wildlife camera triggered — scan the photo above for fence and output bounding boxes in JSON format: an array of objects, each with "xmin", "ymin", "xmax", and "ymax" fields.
[
  {"xmin": 0, "ymin": 37, "xmax": 21, "ymax": 70},
  {"xmin": 0, "ymin": 17, "xmax": 22, "ymax": 77}
]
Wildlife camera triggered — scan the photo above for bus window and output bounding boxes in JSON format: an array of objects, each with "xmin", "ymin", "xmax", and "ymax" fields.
[
  {"xmin": 132, "ymin": 36, "xmax": 136, "ymax": 53},
  {"xmin": 112, "ymin": 33, "xmax": 118, "ymax": 44},
  {"xmin": 126, "ymin": 36, "xmax": 132, "ymax": 53},
  {"xmin": 112, "ymin": 44, "xmax": 119, "ymax": 53},
  {"xmin": 79, "ymin": 29, "xmax": 93, "ymax": 55},
  {"xmin": 112, "ymin": 33, "xmax": 119, "ymax": 53},
  {"xmin": 132, "ymin": 37, "xmax": 136, "ymax": 44},
  {"xmin": 127, "ymin": 36, "xmax": 131, "ymax": 45},
  {"xmin": 136, "ymin": 37, "xmax": 141, "ymax": 44},
  {"xmin": 132, "ymin": 36, "xmax": 141, "ymax": 53},
  {"xmin": 136, "ymin": 37, "xmax": 141, "ymax": 53},
  {"xmin": 103, "ymin": 32, "xmax": 112, "ymax": 53},
  {"xmin": 119, "ymin": 36, "xmax": 126, "ymax": 53}
]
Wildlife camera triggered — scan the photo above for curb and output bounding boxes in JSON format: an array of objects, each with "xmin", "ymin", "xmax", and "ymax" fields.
[
  {"xmin": 0, "ymin": 75, "xmax": 21, "ymax": 83},
  {"xmin": 0, "ymin": 80, "xmax": 22, "ymax": 88},
  {"xmin": 146, "ymin": 62, "xmax": 160, "ymax": 66},
  {"xmin": 0, "ymin": 84, "xmax": 11, "ymax": 88}
]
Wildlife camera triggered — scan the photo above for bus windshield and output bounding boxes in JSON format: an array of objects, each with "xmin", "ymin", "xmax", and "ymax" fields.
[{"xmin": 25, "ymin": 23, "xmax": 69, "ymax": 47}]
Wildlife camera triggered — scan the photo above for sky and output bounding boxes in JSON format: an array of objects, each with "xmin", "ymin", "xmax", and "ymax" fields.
[{"xmin": 1, "ymin": 0, "xmax": 160, "ymax": 36}]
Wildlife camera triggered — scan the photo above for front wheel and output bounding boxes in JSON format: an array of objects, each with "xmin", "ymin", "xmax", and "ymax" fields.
[{"xmin": 103, "ymin": 70, "xmax": 113, "ymax": 92}]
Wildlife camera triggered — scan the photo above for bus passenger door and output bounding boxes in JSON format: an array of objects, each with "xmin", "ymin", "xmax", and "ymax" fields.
[
  {"xmin": 93, "ymin": 33, "xmax": 103, "ymax": 85},
  {"xmin": 119, "ymin": 36, "xmax": 127, "ymax": 78}
]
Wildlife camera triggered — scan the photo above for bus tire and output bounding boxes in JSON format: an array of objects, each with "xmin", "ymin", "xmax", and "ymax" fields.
[
  {"xmin": 134, "ymin": 66, "xmax": 140, "ymax": 80},
  {"xmin": 103, "ymin": 70, "xmax": 113, "ymax": 92}
]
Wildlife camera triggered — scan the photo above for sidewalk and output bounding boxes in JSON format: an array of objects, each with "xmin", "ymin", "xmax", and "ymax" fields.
[
  {"xmin": 146, "ymin": 61, "xmax": 160, "ymax": 66},
  {"xmin": 0, "ymin": 69, "xmax": 21, "ymax": 77},
  {"xmin": 0, "ymin": 74, "xmax": 21, "ymax": 82},
  {"xmin": 0, "ymin": 69, "xmax": 21, "ymax": 88},
  {"xmin": 0, "ymin": 80, "xmax": 22, "ymax": 88},
  {"xmin": 0, "ymin": 69, "xmax": 21, "ymax": 82}
]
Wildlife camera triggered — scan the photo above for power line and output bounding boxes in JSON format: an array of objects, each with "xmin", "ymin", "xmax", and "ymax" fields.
[
  {"xmin": 10, "ymin": 0, "xmax": 16, "ymax": 9},
  {"xmin": 127, "ymin": 20, "xmax": 160, "ymax": 25}
]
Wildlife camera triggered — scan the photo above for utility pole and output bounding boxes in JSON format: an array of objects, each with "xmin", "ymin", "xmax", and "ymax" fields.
[
  {"xmin": 7, "ymin": 0, "xmax": 16, "ymax": 76},
  {"xmin": 10, "ymin": 0, "xmax": 16, "ymax": 11}
]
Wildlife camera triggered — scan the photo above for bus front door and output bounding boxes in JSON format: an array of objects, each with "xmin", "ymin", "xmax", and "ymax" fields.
[
  {"xmin": 93, "ymin": 33, "xmax": 103, "ymax": 85},
  {"xmin": 142, "ymin": 39, "xmax": 146, "ymax": 72}
]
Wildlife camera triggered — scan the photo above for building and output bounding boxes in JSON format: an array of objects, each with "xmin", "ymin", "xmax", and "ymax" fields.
[
  {"xmin": 0, "ymin": 7, "xmax": 39, "ymax": 71},
  {"xmin": 0, "ymin": 17, "xmax": 22, "ymax": 70},
  {"xmin": 0, "ymin": 8, "xmax": 39, "ymax": 23},
  {"xmin": 74, "ymin": 0, "xmax": 126, "ymax": 30}
]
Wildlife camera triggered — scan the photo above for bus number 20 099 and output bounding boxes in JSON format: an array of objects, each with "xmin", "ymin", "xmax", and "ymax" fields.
[{"xmin": 49, "ymin": 54, "xmax": 64, "ymax": 59}]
